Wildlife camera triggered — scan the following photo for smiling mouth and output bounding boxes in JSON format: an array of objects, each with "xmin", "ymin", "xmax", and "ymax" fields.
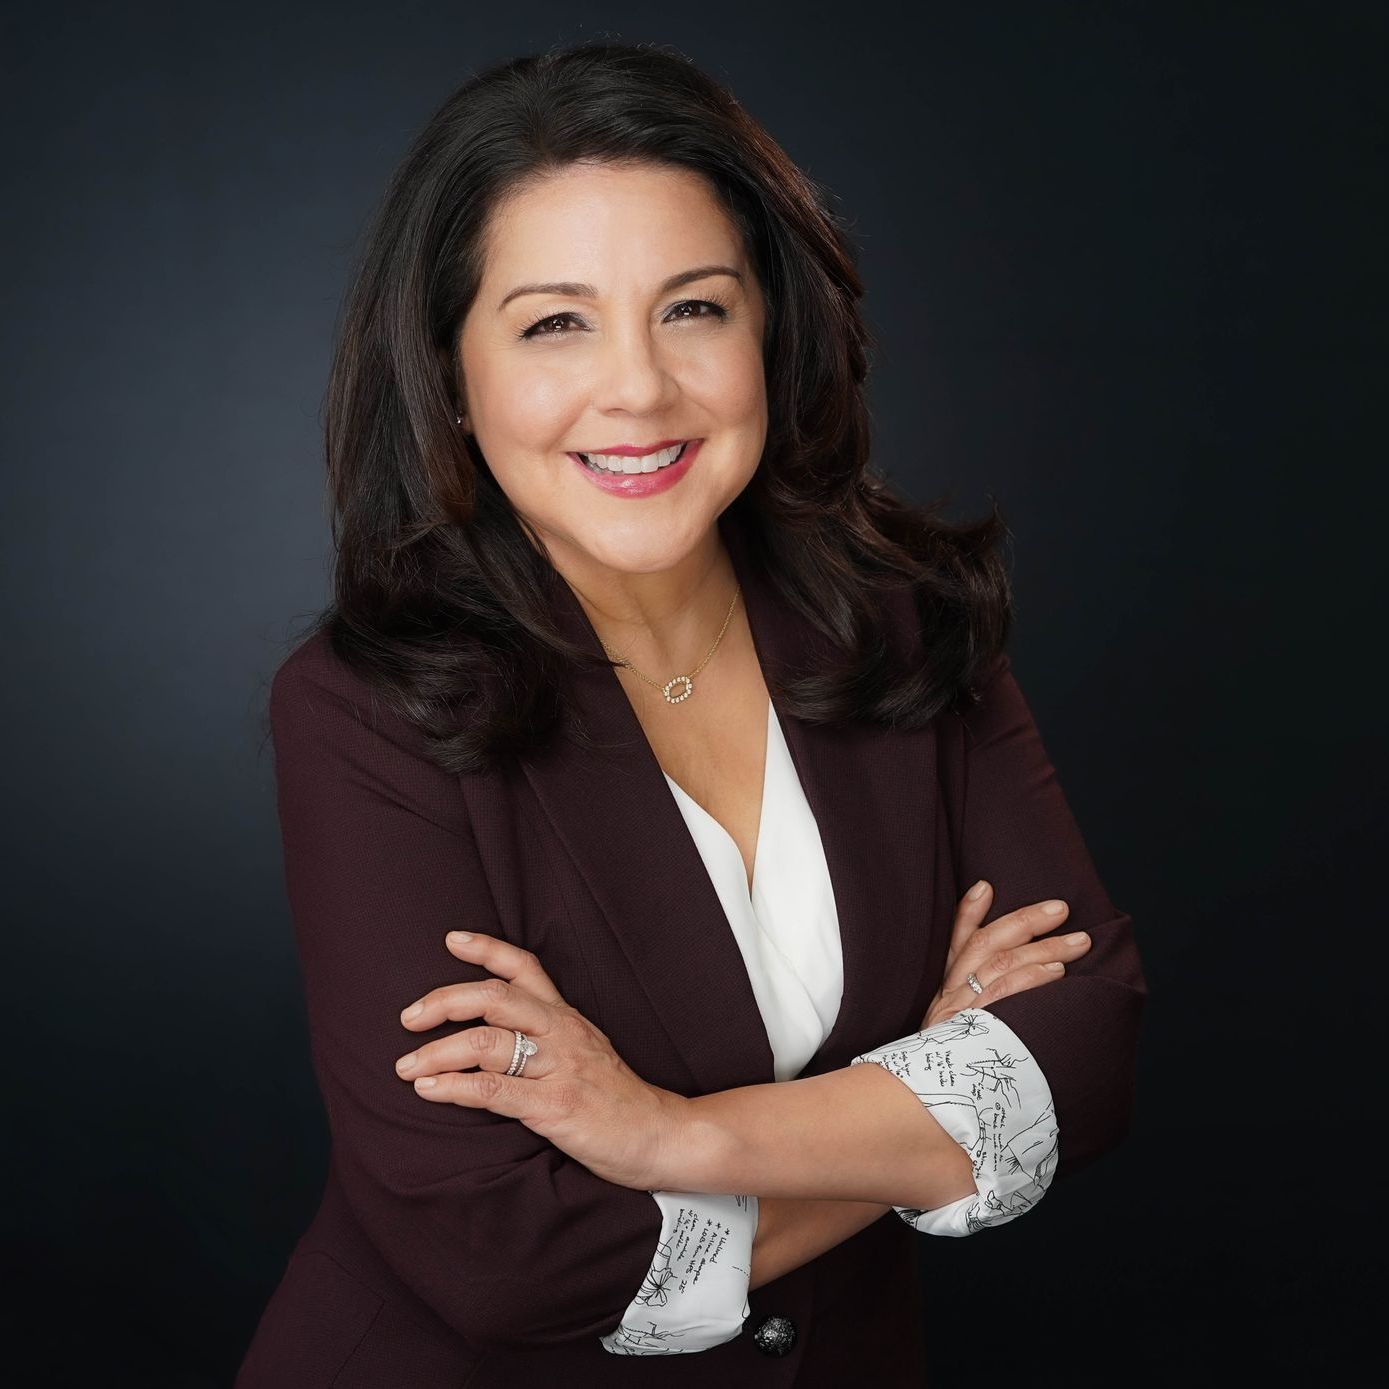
[{"xmin": 575, "ymin": 441, "xmax": 691, "ymax": 474}]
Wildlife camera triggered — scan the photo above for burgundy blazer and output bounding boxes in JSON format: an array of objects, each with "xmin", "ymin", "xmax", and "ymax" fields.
[{"xmin": 236, "ymin": 510, "xmax": 1147, "ymax": 1387}]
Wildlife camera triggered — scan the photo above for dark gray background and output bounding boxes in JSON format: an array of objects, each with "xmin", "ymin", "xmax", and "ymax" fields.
[{"xmin": 4, "ymin": 2, "xmax": 1381, "ymax": 1383}]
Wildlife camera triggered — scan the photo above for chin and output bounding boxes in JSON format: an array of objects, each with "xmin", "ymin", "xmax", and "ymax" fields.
[{"xmin": 581, "ymin": 519, "xmax": 713, "ymax": 571}]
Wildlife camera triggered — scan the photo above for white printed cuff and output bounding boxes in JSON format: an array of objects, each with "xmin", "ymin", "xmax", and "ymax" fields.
[
  {"xmin": 851, "ymin": 1007, "xmax": 1058, "ymax": 1236},
  {"xmin": 599, "ymin": 1190, "xmax": 758, "ymax": 1354}
]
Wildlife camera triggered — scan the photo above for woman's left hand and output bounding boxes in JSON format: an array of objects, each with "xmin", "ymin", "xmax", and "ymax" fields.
[{"xmin": 394, "ymin": 930, "xmax": 687, "ymax": 1192}]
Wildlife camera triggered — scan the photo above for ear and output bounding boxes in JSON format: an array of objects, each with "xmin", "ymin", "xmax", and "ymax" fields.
[{"xmin": 435, "ymin": 339, "xmax": 470, "ymax": 432}]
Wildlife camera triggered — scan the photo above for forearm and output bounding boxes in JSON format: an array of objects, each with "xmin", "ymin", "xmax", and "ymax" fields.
[
  {"xmin": 749, "ymin": 1196, "xmax": 892, "ymax": 1290},
  {"xmin": 659, "ymin": 1061, "xmax": 976, "ymax": 1207}
]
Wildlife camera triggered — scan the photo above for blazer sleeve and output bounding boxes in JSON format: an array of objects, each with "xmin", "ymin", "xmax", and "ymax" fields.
[
  {"xmin": 949, "ymin": 652, "xmax": 1148, "ymax": 1184},
  {"xmin": 267, "ymin": 635, "xmax": 664, "ymax": 1352}
]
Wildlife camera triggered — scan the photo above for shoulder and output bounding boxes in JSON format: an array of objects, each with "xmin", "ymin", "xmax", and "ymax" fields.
[
  {"xmin": 958, "ymin": 650, "xmax": 1052, "ymax": 757},
  {"xmin": 966, "ymin": 650, "xmax": 1013, "ymax": 706},
  {"xmin": 272, "ymin": 627, "xmax": 356, "ymax": 707},
  {"xmin": 270, "ymin": 629, "xmax": 368, "ymax": 734},
  {"xmin": 269, "ymin": 628, "xmax": 438, "ymax": 769},
  {"xmin": 268, "ymin": 628, "xmax": 474, "ymax": 837}
]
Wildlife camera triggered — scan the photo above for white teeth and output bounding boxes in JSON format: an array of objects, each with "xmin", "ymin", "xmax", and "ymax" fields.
[{"xmin": 578, "ymin": 442, "xmax": 687, "ymax": 473}]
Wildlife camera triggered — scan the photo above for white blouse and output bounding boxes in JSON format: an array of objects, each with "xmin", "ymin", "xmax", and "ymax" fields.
[{"xmin": 599, "ymin": 697, "xmax": 1058, "ymax": 1356}]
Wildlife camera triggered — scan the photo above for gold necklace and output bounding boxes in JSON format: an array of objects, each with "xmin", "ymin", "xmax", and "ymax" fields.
[{"xmin": 599, "ymin": 583, "xmax": 742, "ymax": 705}]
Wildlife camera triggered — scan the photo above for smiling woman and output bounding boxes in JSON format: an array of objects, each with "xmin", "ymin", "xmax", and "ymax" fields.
[
  {"xmin": 240, "ymin": 36, "xmax": 1146, "ymax": 1389},
  {"xmin": 453, "ymin": 157, "xmax": 770, "ymax": 603}
]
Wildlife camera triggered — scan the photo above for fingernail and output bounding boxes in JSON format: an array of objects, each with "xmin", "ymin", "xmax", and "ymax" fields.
[
  {"xmin": 1042, "ymin": 901, "xmax": 1067, "ymax": 915},
  {"xmin": 415, "ymin": 1076, "xmax": 437, "ymax": 1089},
  {"xmin": 1045, "ymin": 961, "xmax": 1065, "ymax": 972},
  {"xmin": 402, "ymin": 1003, "xmax": 424, "ymax": 1020},
  {"xmin": 396, "ymin": 1053, "xmax": 417, "ymax": 1072},
  {"xmin": 968, "ymin": 880, "xmax": 989, "ymax": 900},
  {"xmin": 448, "ymin": 931, "xmax": 473, "ymax": 944},
  {"xmin": 1066, "ymin": 932, "xmax": 1089, "ymax": 945}
]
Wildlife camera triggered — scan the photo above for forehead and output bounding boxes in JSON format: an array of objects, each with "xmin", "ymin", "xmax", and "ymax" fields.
[{"xmin": 481, "ymin": 162, "xmax": 744, "ymax": 286}]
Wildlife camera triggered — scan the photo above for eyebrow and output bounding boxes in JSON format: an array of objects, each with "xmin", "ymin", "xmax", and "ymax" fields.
[{"xmin": 497, "ymin": 264, "xmax": 744, "ymax": 313}]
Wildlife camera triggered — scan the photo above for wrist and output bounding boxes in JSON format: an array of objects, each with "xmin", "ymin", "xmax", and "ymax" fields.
[{"xmin": 650, "ymin": 1088, "xmax": 746, "ymax": 1193}]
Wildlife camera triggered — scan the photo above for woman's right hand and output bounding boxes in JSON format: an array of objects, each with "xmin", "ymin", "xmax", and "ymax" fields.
[{"xmin": 920, "ymin": 881, "xmax": 1092, "ymax": 1030}]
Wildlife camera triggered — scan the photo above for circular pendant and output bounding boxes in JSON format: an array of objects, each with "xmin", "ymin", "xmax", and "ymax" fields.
[{"xmin": 662, "ymin": 674, "xmax": 694, "ymax": 703}]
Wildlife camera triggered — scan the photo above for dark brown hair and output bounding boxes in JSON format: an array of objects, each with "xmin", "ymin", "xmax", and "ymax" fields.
[{"xmin": 299, "ymin": 39, "xmax": 1013, "ymax": 774}]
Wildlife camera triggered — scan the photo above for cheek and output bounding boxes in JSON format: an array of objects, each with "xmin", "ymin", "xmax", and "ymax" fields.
[
  {"xmin": 689, "ymin": 338, "xmax": 767, "ymax": 427},
  {"xmin": 491, "ymin": 373, "xmax": 574, "ymax": 446},
  {"xmin": 468, "ymin": 359, "xmax": 579, "ymax": 477}
]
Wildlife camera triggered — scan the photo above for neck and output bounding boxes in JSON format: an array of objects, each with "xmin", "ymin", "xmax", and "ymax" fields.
[{"xmin": 552, "ymin": 527, "xmax": 738, "ymax": 673}]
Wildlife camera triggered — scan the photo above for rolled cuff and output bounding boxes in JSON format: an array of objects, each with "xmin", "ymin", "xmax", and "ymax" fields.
[
  {"xmin": 850, "ymin": 1007, "xmax": 1058, "ymax": 1236},
  {"xmin": 599, "ymin": 1190, "xmax": 758, "ymax": 1354}
]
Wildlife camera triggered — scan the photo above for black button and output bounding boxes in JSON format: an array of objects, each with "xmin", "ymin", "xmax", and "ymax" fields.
[{"xmin": 751, "ymin": 1314, "xmax": 797, "ymax": 1356}]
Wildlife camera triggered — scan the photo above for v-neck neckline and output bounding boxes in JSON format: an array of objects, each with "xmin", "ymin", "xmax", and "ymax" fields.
[
  {"xmin": 662, "ymin": 695, "xmax": 776, "ymax": 900},
  {"xmin": 520, "ymin": 502, "xmax": 941, "ymax": 1093}
]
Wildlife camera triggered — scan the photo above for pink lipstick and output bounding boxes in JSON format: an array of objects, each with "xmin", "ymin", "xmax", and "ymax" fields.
[{"xmin": 567, "ymin": 438, "xmax": 702, "ymax": 498}]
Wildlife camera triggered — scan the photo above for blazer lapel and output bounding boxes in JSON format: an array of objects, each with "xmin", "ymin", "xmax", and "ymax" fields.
[{"xmin": 520, "ymin": 508, "xmax": 938, "ymax": 1098}]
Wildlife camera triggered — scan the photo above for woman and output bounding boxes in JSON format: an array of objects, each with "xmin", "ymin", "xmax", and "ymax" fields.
[{"xmin": 237, "ymin": 41, "xmax": 1147, "ymax": 1388}]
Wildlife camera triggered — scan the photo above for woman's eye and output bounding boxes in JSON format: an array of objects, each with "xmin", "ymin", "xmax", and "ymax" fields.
[
  {"xmin": 518, "ymin": 299, "xmax": 728, "ymax": 341},
  {"xmin": 668, "ymin": 299, "xmax": 729, "ymax": 323},
  {"xmin": 520, "ymin": 312, "xmax": 580, "ymax": 339}
]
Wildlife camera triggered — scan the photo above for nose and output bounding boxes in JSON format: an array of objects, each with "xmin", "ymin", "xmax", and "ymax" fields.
[{"xmin": 589, "ymin": 320, "xmax": 676, "ymax": 417}]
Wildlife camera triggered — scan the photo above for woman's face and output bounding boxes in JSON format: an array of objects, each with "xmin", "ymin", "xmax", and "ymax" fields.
[{"xmin": 456, "ymin": 161, "xmax": 768, "ymax": 579}]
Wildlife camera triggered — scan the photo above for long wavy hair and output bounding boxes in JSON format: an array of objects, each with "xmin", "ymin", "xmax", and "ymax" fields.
[{"xmin": 300, "ymin": 39, "xmax": 1013, "ymax": 775}]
